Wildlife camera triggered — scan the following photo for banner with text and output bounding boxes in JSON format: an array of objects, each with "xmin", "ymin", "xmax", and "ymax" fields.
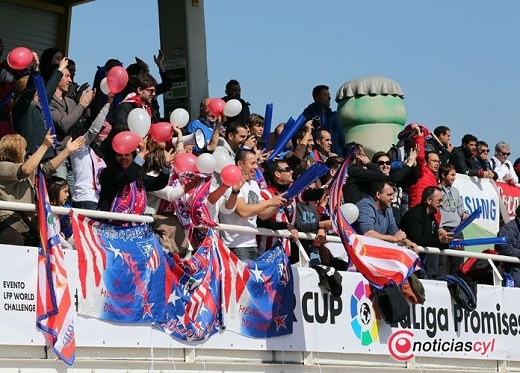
[
  {"xmin": 453, "ymin": 175, "xmax": 500, "ymax": 252},
  {"xmin": 495, "ymin": 180, "xmax": 520, "ymax": 219},
  {"xmin": 2, "ymin": 245, "xmax": 520, "ymax": 362}
]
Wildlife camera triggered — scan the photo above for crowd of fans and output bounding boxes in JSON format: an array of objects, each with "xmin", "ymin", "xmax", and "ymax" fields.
[{"xmin": 1, "ymin": 42, "xmax": 520, "ymax": 285}]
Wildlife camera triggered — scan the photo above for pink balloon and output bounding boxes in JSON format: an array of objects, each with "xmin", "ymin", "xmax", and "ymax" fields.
[
  {"xmin": 208, "ymin": 98, "xmax": 225, "ymax": 116},
  {"xmin": 221, "ymin": 165, "xmax": 242, "ymax": 186},
  {"xmin": 7, "ymin": 47, "xmax": 32, "ymax": 70},
  {"xmin": 106, "ymin": 66, "xmax": 129, "ymax": 94},
  {"xmin": 150, "ymin": 122, "xmax": 173, "ymax": 142},
  {"xmin": 112, "ymin": 131, "xmax": 141, "ymax": 154},
  {"xmin": 174, "ymin": 153, "xmax": 198, "ymax": 174}
]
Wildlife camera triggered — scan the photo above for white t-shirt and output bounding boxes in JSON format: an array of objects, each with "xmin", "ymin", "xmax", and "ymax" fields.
[
  {"xmin": 219, "ymin": 180, "xmax": 263, "ymax": 248},
  {"xmin": 70, "ymin": 147, "xmax": 106, "ymax": 203}
]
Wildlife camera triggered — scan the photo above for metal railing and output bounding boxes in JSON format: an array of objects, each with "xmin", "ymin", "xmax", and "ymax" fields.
[{"xmin": 0, "ymin": 200, "xmax": 515, "ymax": 285}]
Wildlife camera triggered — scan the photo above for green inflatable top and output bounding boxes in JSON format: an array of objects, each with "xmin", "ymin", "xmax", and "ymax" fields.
[{"xmin": 335, "ymin": 76, "xmax": 404, "ymax": 103}]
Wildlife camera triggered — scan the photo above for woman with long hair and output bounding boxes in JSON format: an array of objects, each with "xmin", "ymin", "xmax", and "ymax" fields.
[{"xmin": 0, "ymin": 131, "xmax": 54, "ymax": 245}]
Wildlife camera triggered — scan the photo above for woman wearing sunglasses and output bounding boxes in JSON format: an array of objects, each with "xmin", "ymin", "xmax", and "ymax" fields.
[{"xmin": 372, "ymin": 149, "xmax": 418, "ymax": 224}]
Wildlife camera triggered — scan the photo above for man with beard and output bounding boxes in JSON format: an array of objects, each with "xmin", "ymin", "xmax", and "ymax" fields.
[
  {"xmin": 400, "ymin": 186, "xmax": 455, "ymax": 279},
  {"xmin": 356, "ymin": 180, "xmax": 418, "ymax": 252},
  {"xmin": 103, "ymin": 73, "xmax": 158, "ymax": 164}
]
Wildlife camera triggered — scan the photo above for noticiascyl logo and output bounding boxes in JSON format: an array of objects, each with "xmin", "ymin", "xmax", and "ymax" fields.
[
  {"xmin": 388, "ymin": 330, "xmax": 415, "ymax": 361},
  {"xmin": 350, "ymin": 281, "xmax": 379, "ymax": 346}
]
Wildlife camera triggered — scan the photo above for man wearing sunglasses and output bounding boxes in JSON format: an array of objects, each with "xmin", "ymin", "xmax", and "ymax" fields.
[{"xmin": 490, "ymin": 141, "xmax": 518, "ymax": 185}]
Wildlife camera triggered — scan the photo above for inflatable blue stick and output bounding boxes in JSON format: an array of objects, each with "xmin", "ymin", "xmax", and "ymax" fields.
[
  {"xmin": 449, "ymin": 236, "xmax": 506, "ymax": 249},
  {"xmin": 451, "ymin": 207, "xmax": 482, "ymax": 237},
  {"xmin": 267, "ymin": 115, "xmax": 302, "ymax": 161},
  {"xmin": 284, "ymin": 163, "xmax": 330, "ymax": 201},
  {"xmin": 262, "ymin": 103, "xmax": 273, "ymax": 149},
  {"xmin": 33, "ymin": 74, "xmax": 57, "ymax": 144}
]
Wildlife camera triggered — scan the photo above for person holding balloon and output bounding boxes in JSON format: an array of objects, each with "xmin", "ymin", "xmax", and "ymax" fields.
[
  {"xmin": 221, "ymin": 79, "xmax": 250, "ymax": 124},
  {"xmin": 111, "ymin": 72, "xmax": 157, "ymax": 132},
  {"xmin": 123, "ymin": 51, "xmax": 171, "ymax": 121},
  {"xmin": 97, "ymin": 136, "xmax": 169, "ymax": 223},
  {"xmin": 103, "ymin": 72, "xmax": 156, "ymax": 165},
  {"xmin": 186, "ymin": 98, "xmax": 221, "ymax": 153},
  {"xmin": 12, "ymin": 51, "xmax": 68, "ymax": 161}
]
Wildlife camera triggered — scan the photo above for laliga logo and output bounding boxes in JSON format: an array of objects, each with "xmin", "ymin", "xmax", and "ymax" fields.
[
  {"xmin": 388, "ymin": 330, "xmax": 414, "ymax": 361},
  {"xmin": 350, "ymin": 281, "xmax": 379, "ymax": 346}
]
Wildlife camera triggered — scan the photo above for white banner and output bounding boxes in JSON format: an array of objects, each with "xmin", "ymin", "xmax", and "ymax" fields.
[
  {"xmin": 2, "ymin": 245, "xmax": 519, "ymax": 362},
  {"xmin": 0, "ymin": 245, "xmax": 44, "ymax": 345},
  {"xmin": 294, "ymin": 269, "xmax": 512, "ymax": 361},
  {"xmin": 453, "ymin": 174, "xmax": 500, "ymax": 235}
]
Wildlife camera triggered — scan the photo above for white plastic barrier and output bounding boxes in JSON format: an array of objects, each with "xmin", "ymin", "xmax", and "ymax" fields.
[{"xmin": 0, "ymin": 244, "xmax": 519, "ymax": 373}]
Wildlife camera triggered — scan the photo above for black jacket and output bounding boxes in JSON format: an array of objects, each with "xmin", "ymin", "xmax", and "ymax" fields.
[{"xmin": 449, "ymin": 146, "xmax": 481, "ymax": 177}]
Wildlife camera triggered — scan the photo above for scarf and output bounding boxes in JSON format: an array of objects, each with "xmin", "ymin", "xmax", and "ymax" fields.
[
  {"xmin": 122, "ymin": 92, "xmax": 152, "ymax": 118},
  {"xmin": 109, "ymin": 181, "xmax": 147, "ymax": 225}
]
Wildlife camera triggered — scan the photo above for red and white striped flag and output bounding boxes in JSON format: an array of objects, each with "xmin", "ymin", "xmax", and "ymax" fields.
[
  {"xmin": 328, "ymin": 155, "xmax": 420, "ymax": 288},
  {"xmin": 35, "ymin": 169, "xmax": 75, "ymax": 365}
]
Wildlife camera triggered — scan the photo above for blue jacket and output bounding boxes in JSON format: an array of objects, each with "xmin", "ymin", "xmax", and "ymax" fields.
[{"xmin": 495, "ymin": 218, "xmax": 520, "ymax": 287}]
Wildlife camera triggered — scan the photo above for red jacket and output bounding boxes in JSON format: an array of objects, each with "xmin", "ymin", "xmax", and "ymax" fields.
[{"xmin": 409, "ymin": 135, "xmax": 438, "ymax": 209}]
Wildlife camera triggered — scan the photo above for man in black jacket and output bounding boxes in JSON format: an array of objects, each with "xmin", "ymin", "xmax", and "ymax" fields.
[
  {"xmin": 449, "ymin": 134, "xmax": 494, "ymax": 179},
  {"xmin": 425, "ymin": 125, "xmax": 453, "ymax": 164},
  {"xmin": 400, "ymin": 186, "xmax": 455, "ymax": 279},
  {"xmin": 222, "ymin": 79, "xmax": 250, "ymax": 124}
]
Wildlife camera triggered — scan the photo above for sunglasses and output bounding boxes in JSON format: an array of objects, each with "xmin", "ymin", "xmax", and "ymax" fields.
[
  {"xmin": 479, "ymin": 149, "xmax": 489, "ymax": 153},
  {"xmin": 377, "ymin": 160, "xmax": 391, "ymax": 166},
  {"xmin": 499, "ymin": 150, "xmax": 511, "ymax": 156},
  {"xmin": 276, "ymin": 166, "xmax": 292, "ymax": 172}
]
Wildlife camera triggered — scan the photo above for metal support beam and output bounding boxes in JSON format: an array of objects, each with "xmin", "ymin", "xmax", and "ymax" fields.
[{"xmin": 157, "ymin": 0, "xmax": 209, "ymax": 120}]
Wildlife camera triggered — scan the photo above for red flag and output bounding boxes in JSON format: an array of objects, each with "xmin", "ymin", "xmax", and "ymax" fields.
[
  {"xmin": 35, "ymin": 169, "xmax": 75, "ymax": 365},
  {"xmin": 328, "ymin": 156, "xmax": 420, "ymax": 288}
]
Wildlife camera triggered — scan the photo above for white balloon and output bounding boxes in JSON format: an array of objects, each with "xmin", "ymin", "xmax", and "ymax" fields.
[
  {"xmin": 223, "ymin": 99, "xmax": 242, "ymax": 117},
  {"xmin": 340, "ymin": 203, "xmax": 359, "ymax": 223},
  {"xmin": 213, "ymin": 151, "xmax": 234, "ymax": 173},
  {"xmin": 127, "ymin": 108, "xmax": 151, "ymax": 138},
  {"xmin": 170, "ymin": 108, "xmax": 190, "ymax": 128},
  {"xmin": 197, "ymin": 153, "xmax": 217, "ymax": 174},
  {"xmin": 100, "ymin": 77, "xmax": 110, "ymax": 95}
]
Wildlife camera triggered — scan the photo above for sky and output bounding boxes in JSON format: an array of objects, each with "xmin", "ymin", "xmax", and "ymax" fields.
[{"xmin": 70, "ymin": 1, "xmax": 520, "ymax": 160}]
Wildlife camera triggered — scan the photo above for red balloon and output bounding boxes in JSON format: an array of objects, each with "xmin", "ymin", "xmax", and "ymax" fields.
[
  {"xmin": 221, "ymin": 165, "xmax": 242, "ymax": 186},
  {"xmin": 112, "ymin": 131, "xmax": 141, "ymax": 154},
  {"xmin": 208, "ymin": 98, "xmax": 225, "ymax": 116},
  {"xmin": 173, "ymin": 153, "xmax": 198, "ymax": 174},
  {"xmin": 7, "ymin": 47, "xmax": 32, "ymax": 70},
  {"xmin": 106, "ymin": 66, "xmax": 129, "ymax": 94},
  {"xmin": 150, "ymin": 122, "xmax": 173, "ymax": 142}
]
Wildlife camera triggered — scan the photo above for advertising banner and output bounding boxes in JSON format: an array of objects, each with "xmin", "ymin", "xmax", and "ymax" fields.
[
  {"xmin": 453, "ymin": 175, "xmax": 500, "ymax": 252},
  {"xmin": 1, "ymin": 244, "xmax": 519, "ymax": 363},
  {"xmin": 495, "ymin": 180, "xmax": 520, "ymax": 219}
]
